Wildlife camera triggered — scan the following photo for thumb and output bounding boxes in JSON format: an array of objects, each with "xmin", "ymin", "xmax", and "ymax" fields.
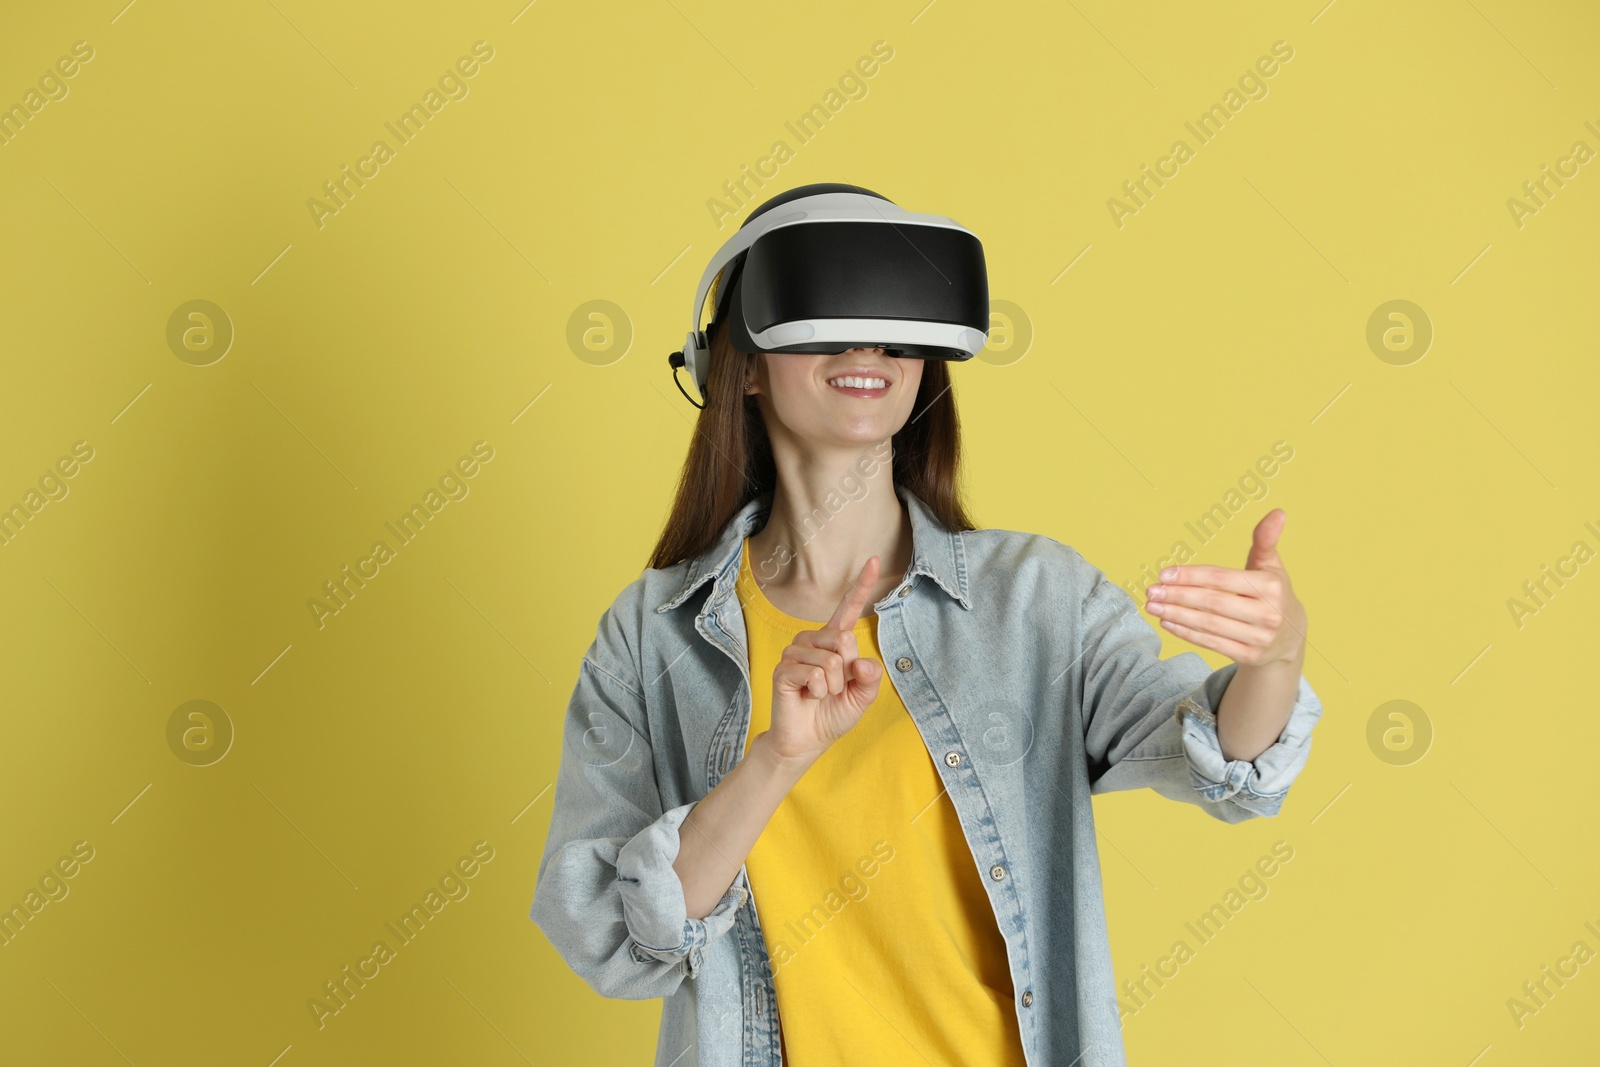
[
  {"xmin": 851, "ymin": 659, "xmax": 883, "ymax": 707},
  {"xmin": 1247, "ymin": 508, "xmax": 1287, "ymax": 571},
  {"xmin": 851, "ymin": 658, "xmax": 883, "ymax": 695}
]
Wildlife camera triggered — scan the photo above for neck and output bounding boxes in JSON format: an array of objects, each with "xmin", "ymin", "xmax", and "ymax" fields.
[{"xmin": 746, "ymin": 440, "xmax": 912, "ymax": 595}]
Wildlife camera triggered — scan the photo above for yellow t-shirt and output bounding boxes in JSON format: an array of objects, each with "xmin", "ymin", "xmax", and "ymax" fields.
[{"xmin": 735, "ymin": 539, "xmax": 1026, "ymax": 1066}]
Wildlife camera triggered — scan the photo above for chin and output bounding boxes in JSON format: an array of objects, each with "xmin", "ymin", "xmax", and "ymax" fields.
[{"xmin": 825, "ymin": 421, "xmax": 898, "ymax": 444}]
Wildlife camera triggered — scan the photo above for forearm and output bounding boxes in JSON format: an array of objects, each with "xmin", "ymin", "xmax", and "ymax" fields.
[
  {"xmin": 1215, "ymin": 650, "xmax": 1305, "ymax": 763},
  {"xmin": 674, "ymin": 730, "xmax": 811, "ymax": 919}
]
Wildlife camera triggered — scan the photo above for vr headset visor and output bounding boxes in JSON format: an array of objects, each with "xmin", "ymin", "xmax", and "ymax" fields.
[{"xmin": 669, "ymin": 187, "xmax": 990, "ymax": 406}]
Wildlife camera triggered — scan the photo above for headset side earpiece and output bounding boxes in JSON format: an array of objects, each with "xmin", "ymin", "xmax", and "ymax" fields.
[{"xmin": 666, "ymin": 330, "xmax": 710, "ymax": 409}]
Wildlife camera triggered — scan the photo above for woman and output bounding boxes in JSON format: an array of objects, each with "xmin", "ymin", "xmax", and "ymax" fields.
[{"xmin": 530, "ymin": 185, "xmax": 1324, "ymax": 1067}]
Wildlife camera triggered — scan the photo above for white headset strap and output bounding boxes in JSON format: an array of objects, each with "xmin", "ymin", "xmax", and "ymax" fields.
[{"xmin": 687, "ymin": 193, "xmax": 971, "ymax": 333}]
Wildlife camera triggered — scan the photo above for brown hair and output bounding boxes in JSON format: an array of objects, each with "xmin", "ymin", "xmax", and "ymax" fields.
[{"xmin": 647, "ymin": 316, "xmax": 977, "ymax": 571}]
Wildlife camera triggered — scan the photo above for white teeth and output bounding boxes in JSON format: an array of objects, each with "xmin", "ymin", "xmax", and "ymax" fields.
[{"xmin": 827, "ymin": 376, "xmax": 888, "ymax": 390}]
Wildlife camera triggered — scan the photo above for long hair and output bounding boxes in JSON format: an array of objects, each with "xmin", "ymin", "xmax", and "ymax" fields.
[{"xmin": 647, "ymin": 315, "xmax": 977, "ymax": 571}]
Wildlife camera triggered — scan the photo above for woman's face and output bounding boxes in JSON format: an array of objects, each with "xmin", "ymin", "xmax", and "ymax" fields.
[{"xmin": 745, "ymin": 347, "xmax": 925, "ymax": 449}]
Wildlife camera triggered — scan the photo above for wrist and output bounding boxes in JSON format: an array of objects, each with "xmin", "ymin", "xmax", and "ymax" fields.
[
  {"xmin": 748, "ymin": 731, "xmax": 818, "ymax": 783},
  {"xmin": 1241, "ymin": 644, "xmax": 1305, "ymax": 672},
  {"xmin": 1274, "ymin": 643, "xmax": 1307, "ymax": 669}
]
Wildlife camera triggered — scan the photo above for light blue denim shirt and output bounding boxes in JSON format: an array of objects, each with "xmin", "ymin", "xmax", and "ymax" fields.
[{"xmin": 530, "ymin": 482, "xmax": 1324, "ymax": 1066}]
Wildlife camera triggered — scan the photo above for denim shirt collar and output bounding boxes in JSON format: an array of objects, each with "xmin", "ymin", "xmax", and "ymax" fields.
[{"xmin": 653, "ymin": 482, "xmax": 971, "ymax": 616}]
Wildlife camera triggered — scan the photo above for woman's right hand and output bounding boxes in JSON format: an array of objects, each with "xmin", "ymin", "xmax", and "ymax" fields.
[{"xmin": 763, "ymin": 556, "xmax": 886, "ymax": 767}]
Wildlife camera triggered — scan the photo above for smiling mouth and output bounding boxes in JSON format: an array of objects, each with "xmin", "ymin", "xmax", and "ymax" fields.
[{"xmin": 825, "ymin": 375, "xmax": 889, "ymax": 395}]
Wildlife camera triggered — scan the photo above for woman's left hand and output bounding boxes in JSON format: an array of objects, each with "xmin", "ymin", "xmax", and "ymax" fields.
[{"xmin": 1143, "ymin": 508, "xmax": 1307, "ymax": 667}]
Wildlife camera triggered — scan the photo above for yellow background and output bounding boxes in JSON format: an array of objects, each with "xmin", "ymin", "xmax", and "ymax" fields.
[{"xmin": 1, "ymin": 0, "xmax": 1595, "ymax": 1064}]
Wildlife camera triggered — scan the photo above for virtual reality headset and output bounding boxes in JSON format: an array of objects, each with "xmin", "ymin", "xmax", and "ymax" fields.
[{"xmin": 667, "ymin": 183, "xmax": 990, "ymax": 408}]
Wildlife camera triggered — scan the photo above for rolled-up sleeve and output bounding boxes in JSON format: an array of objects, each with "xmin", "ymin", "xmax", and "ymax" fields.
[
  {"xmin": 1171, "ymin": 662, "xmax": 1322, "ymax": 819},
  {"xmin": 1074, "ymin": 565, "xmax": 1324, "ymax": 824},
  {"xmin": 616, "ymin": 802, "xmax": 748, "ymax": 967},
  {"xmin": 529, "ymin": 598, "xmax": 747, "ymax": 999}
]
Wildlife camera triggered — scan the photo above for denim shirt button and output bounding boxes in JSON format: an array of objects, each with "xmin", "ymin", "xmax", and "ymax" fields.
[
  {"xmin": 1021, "ymin": 990, "xmax": 1033, "ymax": 1007},
  {"xmin": 895, "ymin": 656, "xmax": 913, "ymax": 672},
  {"xmin": 896, "ymin": 585, "xmax": 910, "ymax": 597},
  {"xmin": 944, "ymin": 751, "xmax": 962, "ymax": 767},
  {"xmin": 989, "ymin": 864, "xmax": 1006, "ymax": 880}
]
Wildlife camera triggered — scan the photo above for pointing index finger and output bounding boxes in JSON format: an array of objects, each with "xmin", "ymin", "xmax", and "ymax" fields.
[{"xmin": 827, "ymin": 556, "xmax": 880, "ymax": 631}]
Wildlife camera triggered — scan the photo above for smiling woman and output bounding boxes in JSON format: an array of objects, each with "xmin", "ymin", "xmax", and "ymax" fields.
[
  {"xmin": 532, "ymin": 182, "xmax": 1325, "ymax": 1067},
  {"xmin": 651, "ymin": 305, "xmax": 968, "ymax": 586}
]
